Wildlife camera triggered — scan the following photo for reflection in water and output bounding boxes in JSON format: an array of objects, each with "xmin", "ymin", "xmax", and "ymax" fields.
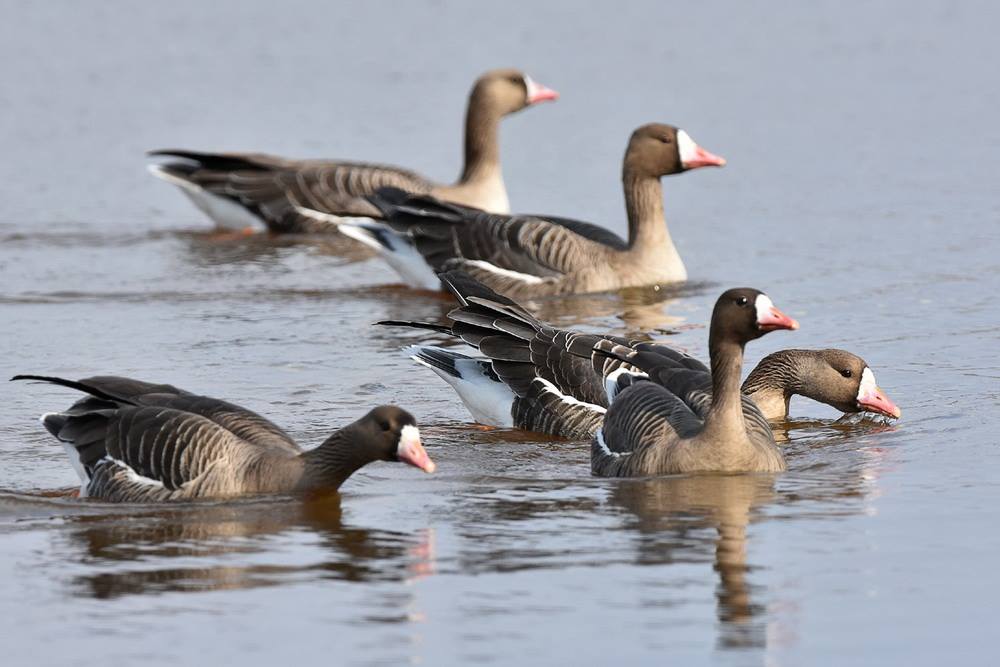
[
  {"xmin": 61, "ymin": 496, "xmax": 435, "ymax": 600},
  {"xmin": 178, "ymin": 229, "xmax": 374, "ymax": 268},
  {"xmin": 609, "ymin": 475, "xmax": 776, "ymax": 650}
]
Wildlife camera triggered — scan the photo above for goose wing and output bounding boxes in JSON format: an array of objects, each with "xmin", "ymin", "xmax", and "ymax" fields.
[
  {"xmin": 371, "ymin": 190, "xmax": 625, "ymax": 284},
  {"xmin": 149, "ymin": 151, "xmax": 434, "ymax": 233}
]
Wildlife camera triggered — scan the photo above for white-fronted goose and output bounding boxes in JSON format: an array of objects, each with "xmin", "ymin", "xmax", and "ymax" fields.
[
  {"xmin": 148, "ymin": 68, "xmax": 557, "ymax": 233},
  {"xmin": 13, "ymin": 375, "xmax": 435, "ymax": 502},
  {"xmin": 381, "ymin": 272, "xmax": 900, "ymax": 438},
  {"xmin": 298, "ymin": 123, "xmax": 725, "ymax": 295},
  {"xmin": 591, "ymin": 288, "xmax": 799, "ymax": 476}
]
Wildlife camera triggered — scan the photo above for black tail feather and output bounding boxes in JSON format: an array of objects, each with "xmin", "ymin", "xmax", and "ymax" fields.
[
  {"xmin": 11, "ymin": 375, "xmax": 136, "ymax": 405},
  {"xmin": 374, "ymin": 320, "xmax": 454, "ymax": 335}
]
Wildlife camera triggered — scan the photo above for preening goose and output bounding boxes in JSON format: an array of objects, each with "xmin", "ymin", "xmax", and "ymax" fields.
[
  {"xmin": 299, "ymin": 123, "xmax": 725, "ymax": 296},
  {"xmin": 13, "ymin": 375, "xmax": 435, "ymax": 502},
  {"xmin": 591, "ymin": 288, "xmax": 799, "ymax": 477},
  {"xmin": 381, "ymin": 272, "xmax": 900, "ymax": 438},
  {"xmin": 148, "ymin": 68, "xmax": 557, "ymax": 233}
]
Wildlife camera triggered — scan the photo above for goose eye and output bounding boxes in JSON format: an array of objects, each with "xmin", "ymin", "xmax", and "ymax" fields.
[
  {"xmin": 840, "ymin": 369, "xmax": 853, "ymax": 378},
  {"xmin": 736, "ymin": 296, "xmax": 749, "ymax": 306},
  {"xmin": 378, "ymin": 420, "xmax": 391, "ymax": 432},
  {"xmin": 659, "ymin": 136, "xmax": 672, "ymax": 144}
]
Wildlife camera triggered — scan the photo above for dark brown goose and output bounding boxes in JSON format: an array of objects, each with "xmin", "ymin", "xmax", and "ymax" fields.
[
  {"xmin": 299, "ymin": 123, "xmax": 724, "ymax": 295},
  {"xmin": 12, "ymin": 375, "xmax": 435, "ymax": 502},
  {"xmin": 148, "ymin": 68, "xmax": 557, "ymax": 233},
  {"xmin": 381, "ymin": 272, "xmax": 900, "ymax": 438},
  {"xmin": 592, "ymin": 288, "xmax": 799, "ymax": 476}
]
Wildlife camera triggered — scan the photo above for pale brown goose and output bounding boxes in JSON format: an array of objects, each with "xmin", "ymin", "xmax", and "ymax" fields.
[
  {"xmin": 380, "ymin": 272, "xmax": 899, "ymax": 438},
  {"xmin": 592, "ymin": 288, "xmax": 799, "ymax": 476},
  {"xmin": 299, "ymin": 123, "xmax": 724, "ymax": 294},
  {"xmin": 148, "ymin": 68, "xmax": 557, "ymax": 233},
  {"xmin": 12, "ymin": 375, "xmax": 435, "ymax": 502}
]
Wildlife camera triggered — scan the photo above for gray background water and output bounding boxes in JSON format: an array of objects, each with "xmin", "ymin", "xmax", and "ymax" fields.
[{"xmin": 1, "ymin": 0, "xmax": 997, "ymax": 664}]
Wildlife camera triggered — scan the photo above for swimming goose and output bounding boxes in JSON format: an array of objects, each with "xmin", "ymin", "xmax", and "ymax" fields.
[
  {"xmin": 381, "ymin": 272, "xmax": 900, "ymax": 438},
  {"xmin": 591, "ymin": 288, "xmax": 799, "ymax": 476},
  {"xmin": 12, "ymin": 375, "xmax": 435, "ymax": 502},
  {"xmin": 148, "ymin": 68, "xmax": 557, "ymax": 233},
  {"xmin": 299, "ymin": 123, "xmax": 724, "ymax": 295}
]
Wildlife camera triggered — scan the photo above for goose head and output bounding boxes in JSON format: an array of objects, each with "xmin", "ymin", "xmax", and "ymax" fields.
[
  {"xmin": 624, "ymin": 123, "xmax": 727, "ymax": 179},
  {"xmin": 712, "ymin": 288, "xmax": 799, "ymax": 345},
  {"xmin": 358, "ymin": 406, "xmax": 436, "ymax": 473},
  {"xmin": 471, "ymin": 68, "xmax": 559, "ymax": 116},
  {"xmin": 805, "ymin": 350, "xmax": 901, "ymax": 418}
]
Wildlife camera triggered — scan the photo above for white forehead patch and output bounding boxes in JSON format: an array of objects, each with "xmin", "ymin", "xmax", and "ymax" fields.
[
  {"xmin": 524, "ymin": 75, "xmax": 539, "ymax": 99},
  {"xmin": 397, "ymin": 424, "xmax": 421, "ymax": 453},
  {"xmin": 677, "ymin": 129, "xmax": 698, "ymax": 165},
  {"xmin": 754, "ymin": 294, "xmax": 774, "ymax": 323},
  {"xmin": 856, "ymin": 367, "xmax": 877, "ymax": 401}
]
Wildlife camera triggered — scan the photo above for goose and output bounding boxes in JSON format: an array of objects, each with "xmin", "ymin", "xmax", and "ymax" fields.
[
  {"xmin": 380, "ymin": 272, "xmax": 900, "ymax": 438},
  {"xmin": 298, "ymin": 122, "xmax": 725, "ymax": 295},
  {"xmin": 591, "ymin": 287, "xmax": 799, "ymax": 476},
  {"xmin": 147, "ymin": 68, "xmax": 557, "ymax": 233},
  {"xmin": 12, "ymin": 375, "xmax": 435, "ymax": 502}
]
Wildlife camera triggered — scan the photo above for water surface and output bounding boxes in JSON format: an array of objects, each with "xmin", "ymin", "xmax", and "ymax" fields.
[{"xmin": 1, "ymin": 1, "xmax": 998, "ymax": 665}]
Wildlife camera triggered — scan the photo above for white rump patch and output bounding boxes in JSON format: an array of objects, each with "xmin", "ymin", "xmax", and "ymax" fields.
[
  {"xmin": 407, "ymin": 346, "xmax": 516, "ymax": 426},
  {"xmin": 148, "ymin": 165, "xmax": 261, "ymax": 230},
  {"xmin": 677, "ymin": 129, "xmax": 698, "ymax": 166},
  {"xmin": 603, "ymin": 367, "xmax": 648, "ymax": 404},
  {"xmin": 856, "ymin": 367, "xmax": 877, "ymax": 401},
  {"xmin": 462, "ymin": 260, "xmax": 545, "ymax": 285},
  {"xmin": 754, "ymin": 294, "xmax": 775, "ymax": 323},
  {"xmin": 533, "ymin": 377, "xmax": 607, "ymax": 414},
  {"xmin": 294, "ymin": 206, "xmax": 440, "ymax": 290}
]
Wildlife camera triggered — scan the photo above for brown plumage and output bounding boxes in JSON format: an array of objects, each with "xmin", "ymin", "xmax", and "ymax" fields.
[
  {"xmin": 13, "ymin": 375, "xmax": 435, "ymax": 502},
  {"xmin": 320, "ymin": 123, "xmax": 725, "ymax": 296},
  {"xmin": 591, "ymin": 288, "xmax": 799, "ymax": 477},
  {"xmin": 380, "ymin": 272, "xmax": 900, "ymax": 439},
  {"xmin": 148, "ymin": 68, "xmax": 556, "ymax": 233}
]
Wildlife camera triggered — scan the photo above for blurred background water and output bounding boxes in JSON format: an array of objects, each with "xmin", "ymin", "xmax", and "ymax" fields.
[{"xmin": 0, "ymin": 0, "xmax": 997, "ymax": 665}]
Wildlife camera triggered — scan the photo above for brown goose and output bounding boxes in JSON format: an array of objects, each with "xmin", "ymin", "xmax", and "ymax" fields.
[
  {"xmin": 12, "ymin": 375, "xmax": 435, "ymax": 502},
  {"xmin": 298, "ymin": 123, "xmax": 724, "ymax": 295},
  {"xmin": 592, "ymin": 288, "xmax": 799, "ymax": 476},
  {"xmin": 147, "ymin": 68, "xmax": 557, "ymax": 233},
  {"xmin": 380, "ymin": 272, "xmax": 900, "ymax": 438}
]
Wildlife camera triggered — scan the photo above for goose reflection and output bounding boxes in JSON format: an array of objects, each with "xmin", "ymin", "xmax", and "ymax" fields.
[
  {"xmin": 63, "ymin": 495, "xmax": 435, "ymax": 600},
  {"xmin": 608, "ymin": 475, "xmax": 775, "ymax": 650},
  {"xmin": 177, "ymin": 228, "xmax": 373, "ymax": 268}
]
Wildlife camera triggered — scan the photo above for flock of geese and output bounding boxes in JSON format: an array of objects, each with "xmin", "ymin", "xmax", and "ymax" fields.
[{"xmin": 15, "ymin": 68, "xmax": 900, "ymax": 502}]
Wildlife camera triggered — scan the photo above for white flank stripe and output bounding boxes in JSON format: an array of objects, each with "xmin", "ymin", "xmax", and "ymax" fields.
[
  {"xmin": 603, "ymin": 367, "xmax": 648, "ymax": 404},
  {"xmin": 595, "ymin": 429, "xmax": 621, "ymax": 458},
  {"xmin": 463, "ymin": 260, "xmax": 545, "ymax": 285},
  {"xmin": 533, "ymin": 377, "xmax": 606, "ymax": 414}
]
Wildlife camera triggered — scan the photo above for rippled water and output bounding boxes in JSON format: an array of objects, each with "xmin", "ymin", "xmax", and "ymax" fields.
[{"xmin": 1, "ymin": 1, "xmax": 998, "ymax": 665}]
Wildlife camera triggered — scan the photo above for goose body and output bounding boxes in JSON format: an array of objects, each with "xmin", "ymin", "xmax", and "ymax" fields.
[
  {"xmin": 299, "ymin": 123, "xmax": 725, "ymax": 297},
  {"xmin": 14, "ymin": 375, "xmax": 434, "ymax": 502},
  {"xmin": 148, "ymin": 69, "xmax": 557, "ymax": 233},
  {"xmin": 383, "ymin": 272, "xmax": 900, "ymax": 438},
  {"xmin": 591, "ymin": 289, "xmax": 799, "ymax": 477}
]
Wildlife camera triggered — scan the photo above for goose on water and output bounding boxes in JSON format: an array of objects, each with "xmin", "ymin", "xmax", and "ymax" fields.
[
  {"xmin": 298, "ymin": 123, "xmax": 725, "ymax": 296},
  {"xmin": 148, "ymin": 68, "xmax": 557, "ymax": 233},
  {"xmin": 381, "ymin": 272, "xmax": 901, "ymax": 439},
  {"xmin": 13, "ymin": 375, "xmax": 435, "ymax": 502},
  {"xmin": 591, "ymin": 287, "xmax": 799, "ymax": 476}
]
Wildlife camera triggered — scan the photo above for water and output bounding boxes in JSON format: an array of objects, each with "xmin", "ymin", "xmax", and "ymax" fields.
[{"xmin": 1, "ymin": 0, "xmax": 998, "ymax": 664}]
